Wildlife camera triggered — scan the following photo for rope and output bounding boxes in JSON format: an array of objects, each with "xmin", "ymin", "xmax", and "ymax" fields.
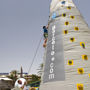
[{"xmin": 28, "ymin": 35, "xmax": 43, "ymax": 74}]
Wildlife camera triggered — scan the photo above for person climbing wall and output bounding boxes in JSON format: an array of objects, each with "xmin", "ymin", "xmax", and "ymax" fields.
[{"xmin": 43, "ymin": 25, "xmax": 48, "ymax": 48}]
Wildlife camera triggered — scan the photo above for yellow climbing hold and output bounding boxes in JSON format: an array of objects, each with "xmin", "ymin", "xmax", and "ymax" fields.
[
  {"xmin": 70, "ymin": 37, "xmax": 75, "ymax": 42},
  {"xmin": 77, "ymin": 84, "xmax": 84, "ymax": 90},
  {"xmin": 67, "ymin": 6, "xmax": 71, "ymax": 10},
  {"xmin": 68, "ymin": 60, "xmax": 73, "ymax": 65},
  {"xmin": 82, "ymin": 55, "xmax": 88, "ymax": 60},
  {"xmin": 74, "ymin": 27, "xmax": 79, "ymax": 31},
  {"xmin": 80, "ymin": 42, "xmax": 85, "ymax": 49},
  {"xmin": 65, "ymin": 21, "xmax": 69, "ymax": 25},
  {"xmin": 89, "ymin": 74, "xmax": 90, "ymax": 78},
  {"xmin": 63, "ymin": 30, "xmax": 68, "ymax": 34},
  {"xmin": 70, "ymin": 16, "xmax": 75, "ymax": 19},
  {"xmin": 78, "ymin": 68, "xmax": 84, "ymax": 74},
  {"xmin": 62, "ymin": 13, "xmax": 66, "ymax": 17}
]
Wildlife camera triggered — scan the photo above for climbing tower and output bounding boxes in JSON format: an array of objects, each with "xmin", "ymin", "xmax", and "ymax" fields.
[{"xmin": 40, "ymin": 0, "xmax": 90, "ymax": 90}]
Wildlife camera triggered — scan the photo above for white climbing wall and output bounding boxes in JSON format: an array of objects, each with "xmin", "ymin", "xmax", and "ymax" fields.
[{"xmin": 40, "ymin": 0, "xmax": 90, "ymax": 90}]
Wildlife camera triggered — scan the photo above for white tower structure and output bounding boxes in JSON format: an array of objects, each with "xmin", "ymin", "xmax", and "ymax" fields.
[{"xmin": 40, "ymin": 0, "xmax": 90, "ymax": 90}]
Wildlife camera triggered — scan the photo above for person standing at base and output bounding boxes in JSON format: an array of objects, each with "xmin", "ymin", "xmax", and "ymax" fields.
[{"xmin": 11, "ymin": 78, "xmax": 27, "ymax": 90}]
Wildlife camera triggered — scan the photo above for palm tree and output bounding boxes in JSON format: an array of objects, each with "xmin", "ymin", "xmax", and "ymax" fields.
[{"xmin": 8, "ymin": 70, "xmax": 18, "ymax": 85}]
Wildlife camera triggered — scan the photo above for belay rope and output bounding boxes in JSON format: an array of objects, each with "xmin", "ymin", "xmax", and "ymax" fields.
[{"xmin": 28, "ymin": 35, "xmax": 43, "ymax": 74}]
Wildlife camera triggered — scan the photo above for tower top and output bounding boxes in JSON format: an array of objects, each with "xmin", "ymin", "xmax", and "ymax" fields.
[{"xmin": 50, "ymin": 0, "xmax": 75, "ymax": 12}]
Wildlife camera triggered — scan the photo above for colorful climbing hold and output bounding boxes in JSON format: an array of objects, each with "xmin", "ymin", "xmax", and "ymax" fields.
[
  {"xmin": 74, "ymin": 27, "xmax": 79, "ymax": 31},
  {"xmin": 78, "ymin": 68, "xmax": 84, "ymax": 74},
  {"xmin": 67, "ymin": 6, "xmax": 71, "ymax": 10},
  {"xmin": 80, "ymin": 42, "xmax": 85, "ymax": 49},
  {"xmin": 89, "ymin": 74, "xmax": 90, "ymax": 78},
  {"xmin": 70, "ymin": 37, "xmax": 75, "ymax": 42},
  {"xmin": 61, "ymin": 1, "xmax": 66, "ymax": 5},
  {"xmin": 63, "ymin": 30, "xmax": 68, "ymax": 34},
  {"xmin": 70, "ymin": 16, "xmax": 75, "ymax": 19},
  {"xmin": 82, "ymin": 55, "xmax": 88, "ymax": 60},
  {"xmin": 77, "ymin": 84, "xmax": 84, "ymax": 90},
  {"xmin": 65, "ymin": 21, "xmax": 69, "ymax": 25},
  {"xmin": 62, "ymin": 13, "xmax": 66, "ymax": 17},
  {"xmin": 68, "ymin": 60, "xmax": 73, "ymax": 65},
  {"xmin": 52, "ymin": 13, "xmax": 56, "ymax": 19}
]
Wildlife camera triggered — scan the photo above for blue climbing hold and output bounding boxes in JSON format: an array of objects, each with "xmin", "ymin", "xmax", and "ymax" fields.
[
  {"xmin": 52, "ymin": 13, "xmax": 56, "ymax": 19},
  {"xmin": 61, "ymin": 1, "xmax": 66, "ymax": 4}
]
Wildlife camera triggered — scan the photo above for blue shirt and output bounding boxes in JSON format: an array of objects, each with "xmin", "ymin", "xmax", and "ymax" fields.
[{"xmin": 43, "ymin": 28, "xmax": 48, "ymax": 33}]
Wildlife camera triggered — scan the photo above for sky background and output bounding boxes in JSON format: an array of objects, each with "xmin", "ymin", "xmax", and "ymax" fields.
[{"xmin": 0, "ymin": 0, "xmax": 90, "ymax": 74}]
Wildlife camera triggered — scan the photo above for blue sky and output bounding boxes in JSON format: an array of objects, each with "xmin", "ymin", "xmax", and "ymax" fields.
[{"xmin": 0, "ymin": 0, "xmax": 90, "ymax": 74}]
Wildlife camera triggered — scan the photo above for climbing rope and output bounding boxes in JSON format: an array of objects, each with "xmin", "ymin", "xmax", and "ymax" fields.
[{"xmin": 28, "ymin": 35, "xmax": 43, "ymax": 74}]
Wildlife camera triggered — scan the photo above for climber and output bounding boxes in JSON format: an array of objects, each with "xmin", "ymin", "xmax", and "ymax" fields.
[
  {"xmin": 43, "ymin": 25, "xmax": 48, "ymax": 48},
  {"xmin": 43, "ymin": 26, "xmax": 48, "ymax": 39}
]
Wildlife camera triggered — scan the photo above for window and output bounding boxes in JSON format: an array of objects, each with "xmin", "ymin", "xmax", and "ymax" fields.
[
  {"xmin": 70, "ymin": 37, "xmax": 75, "ymax": 42},
  {"xmin": 78, "ymin": 68, "xmax": 84, "ymax": 74}
]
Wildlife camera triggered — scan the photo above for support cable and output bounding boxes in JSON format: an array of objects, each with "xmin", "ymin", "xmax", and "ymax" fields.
[{"xmin": 28, "ymin": 35, "xmax": 43, "ymax": 74}]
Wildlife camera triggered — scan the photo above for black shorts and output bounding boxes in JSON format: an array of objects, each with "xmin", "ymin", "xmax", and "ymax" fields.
[{"xmin": 44, "ymin": 33, "xmax": 48, "ymax": 39}]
